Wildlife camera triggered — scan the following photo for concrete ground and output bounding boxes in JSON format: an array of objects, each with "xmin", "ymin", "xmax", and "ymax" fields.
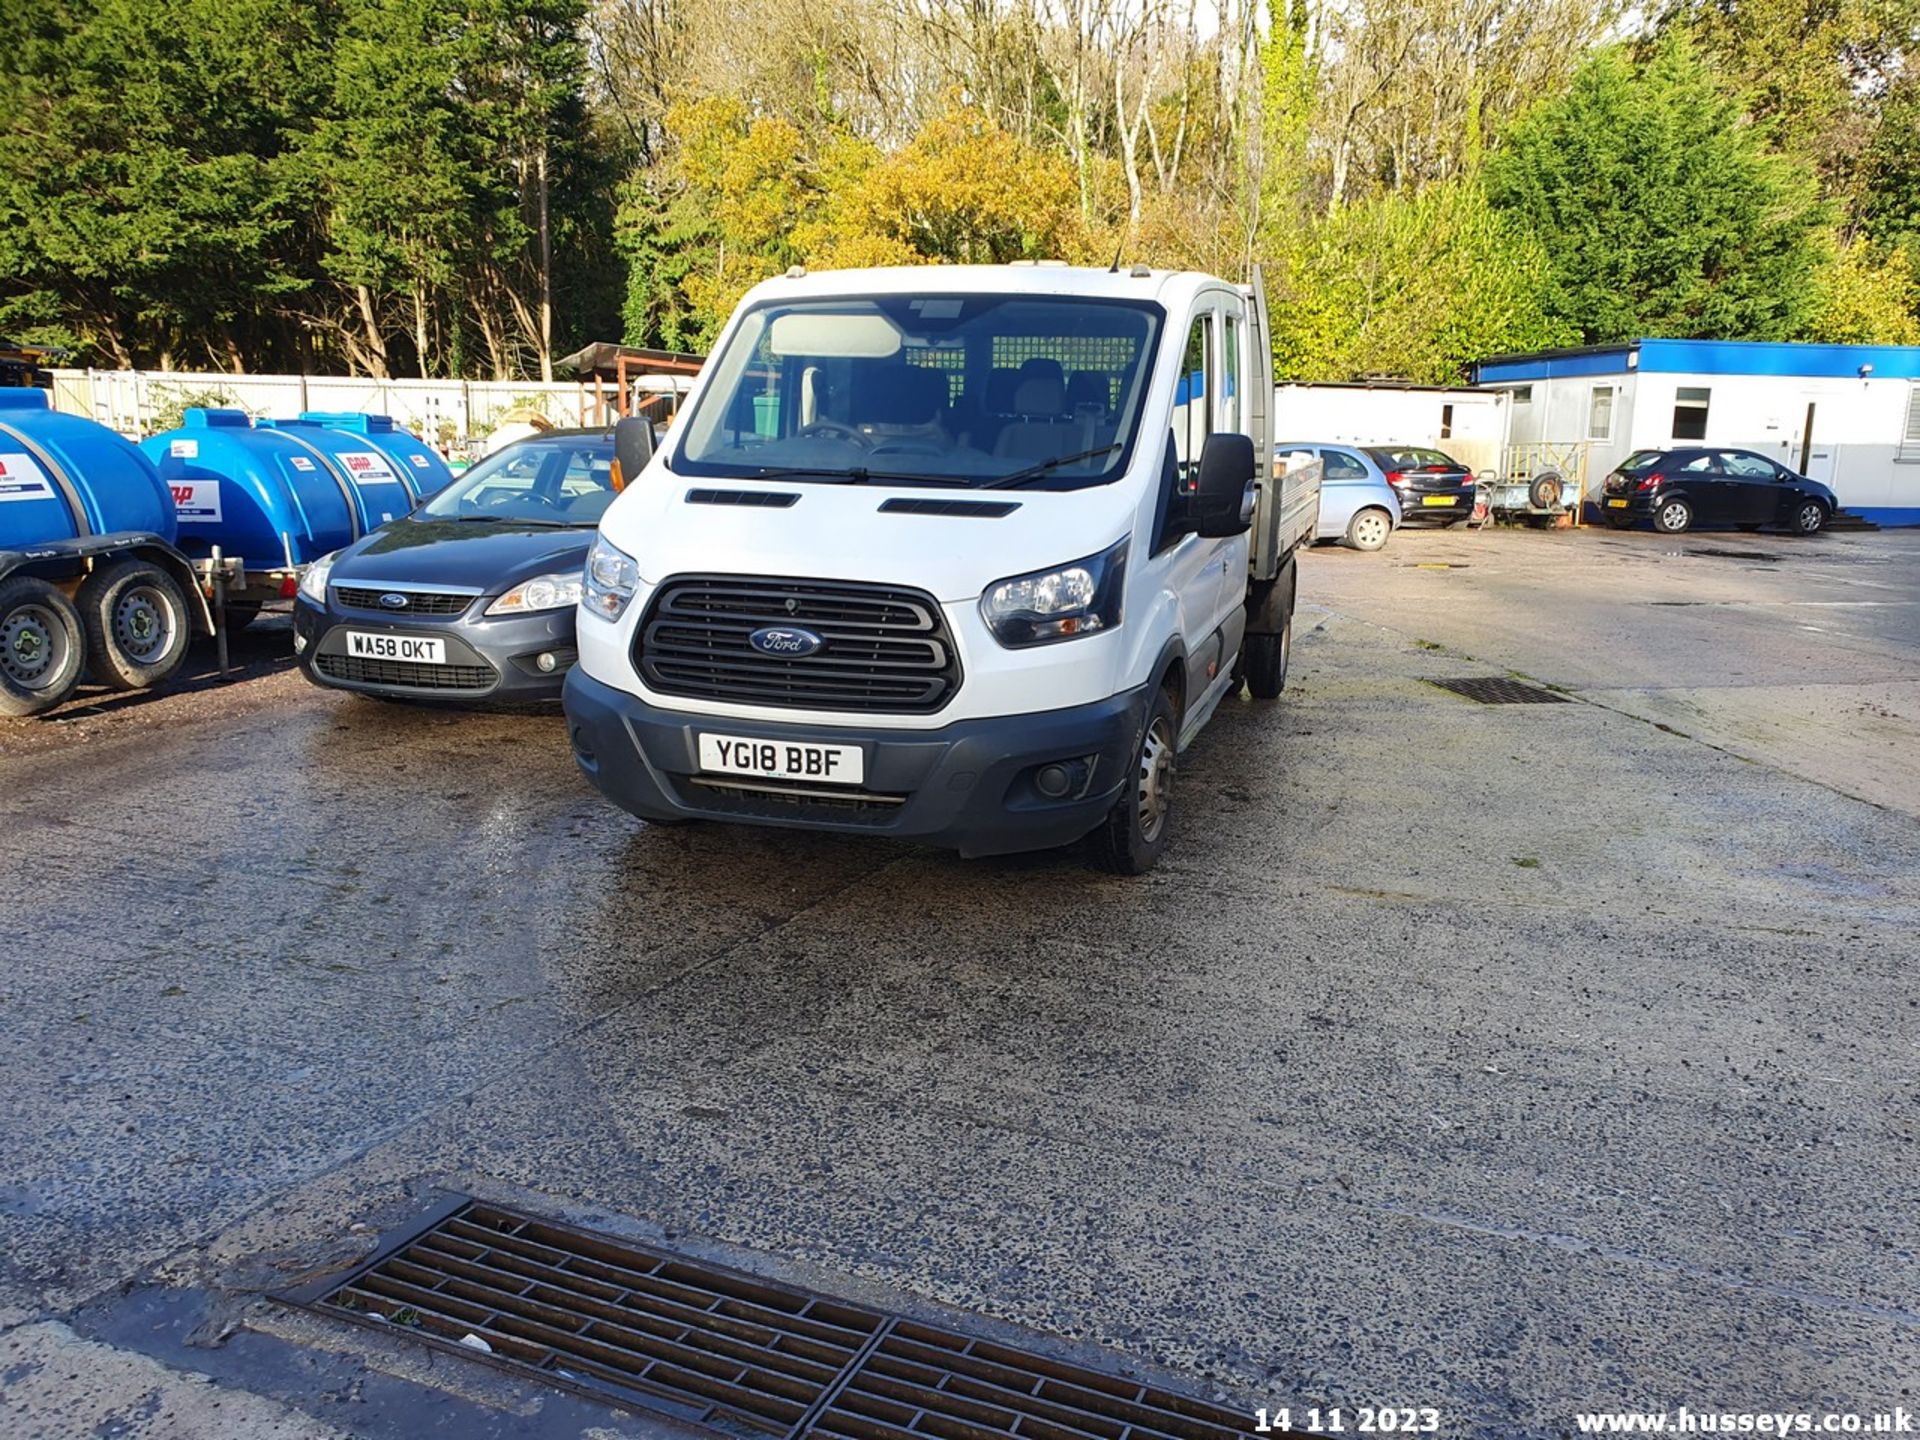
[{"xmin": 2, "ymin": 525, "xmax": 1916, "ymax": 1439}]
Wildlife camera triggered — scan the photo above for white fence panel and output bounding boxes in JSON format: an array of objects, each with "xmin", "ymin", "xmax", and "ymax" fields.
[{"xmin": 49, "ymin": 369, "xmax": 624, "ymax": 445}]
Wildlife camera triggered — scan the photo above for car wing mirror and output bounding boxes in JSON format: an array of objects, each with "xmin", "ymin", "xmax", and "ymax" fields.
[{"xmin": 612, "ymin": 416, "xmax": 656, "ymax": 491}]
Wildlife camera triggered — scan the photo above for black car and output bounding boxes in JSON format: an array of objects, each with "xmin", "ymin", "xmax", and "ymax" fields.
[
  {"xmin": 1364, "ymin": 445, "xmax": 1475, "ymax": 526},
  {"xmin": 1601, "ymin": 447, "xmax": 1836, "ymax": 536},
  {"xmin": 293, "ymin": 426, "xmax": 624, "ymax": 703}
]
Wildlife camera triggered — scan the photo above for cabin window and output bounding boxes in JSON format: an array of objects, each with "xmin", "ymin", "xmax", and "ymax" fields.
[
  {"xmin": 1510, "ymin": 385, "xmax": 1532, "ymax": 405},
  {"xmin": 1440, "ymin": 403, "xmax": 1454, "ymax": 439},
  {"xmin": 1673, "ymin": 386, "xmax": 1711, "ymax": 442},
  {"xmin": 1588, "ymin": 385, "xmax": 1615, "ymax": 442}
]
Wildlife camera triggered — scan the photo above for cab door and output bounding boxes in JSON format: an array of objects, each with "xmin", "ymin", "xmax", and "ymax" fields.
[{"xmin": 1166, "ymin": 306, "xmax": 1229, "ymax": 699}]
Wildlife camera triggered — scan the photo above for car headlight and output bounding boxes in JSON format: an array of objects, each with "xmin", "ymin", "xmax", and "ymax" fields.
[
  {"xmin": 486, "ymin": 570, "xmax": 584, "ymax": 616},
  {"xmin": 980, "ymin": 538, "xmax": 1127, "ymax": 647},
  {"xmin": 298, "ymin": 551, "xmax": 337, "ymax": 603},
  {"xmin": 582, "ymin": 534, "xmax": 639, "ymax": 622}
]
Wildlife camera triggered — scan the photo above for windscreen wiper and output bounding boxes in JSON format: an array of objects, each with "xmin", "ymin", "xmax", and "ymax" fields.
[
  {"xmin": 980, "ymin": 444, "xmax": 1121, "ymax": 490},
  {"xmin": 735, "ymin": 465, "xmax": 971, "ymax": 487},
  {"xmin": 448, "ymin": 514, "xmax": 571, "ymax": 527}
]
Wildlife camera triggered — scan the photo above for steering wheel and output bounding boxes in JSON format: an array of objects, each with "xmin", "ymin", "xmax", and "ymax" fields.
[{"xmin": 798, "ymin": 419, "xmax": 870, "ymax": 448}]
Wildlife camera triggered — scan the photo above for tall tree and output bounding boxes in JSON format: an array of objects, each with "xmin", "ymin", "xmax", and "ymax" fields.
[{"xmin": 1485, "ymin": 38, "xmax": 1828, "ymax": 344}]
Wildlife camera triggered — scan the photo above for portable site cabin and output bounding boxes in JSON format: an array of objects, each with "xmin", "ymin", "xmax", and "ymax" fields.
[
  {"xmin": 1272, "ymin": 382, "xmax": 1510, "ymax": 476},
  {"xmin": 1473, "ymin": 339, "xmax": 1920, "ymax": 526}
]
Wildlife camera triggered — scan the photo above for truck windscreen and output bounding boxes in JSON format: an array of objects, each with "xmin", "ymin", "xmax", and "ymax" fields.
[{"xmin": 673, "ymin": 294, "xmax": 1165, "ymax": 489}]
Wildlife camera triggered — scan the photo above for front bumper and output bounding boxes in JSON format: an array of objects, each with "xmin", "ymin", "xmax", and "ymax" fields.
[
  {"xmin": 562, "ymin": 668, "xmax": 1150, "ymax": 858},
  {"xmin": 293, "ymin": 596, "xmax": 578, "ymax": 703}
]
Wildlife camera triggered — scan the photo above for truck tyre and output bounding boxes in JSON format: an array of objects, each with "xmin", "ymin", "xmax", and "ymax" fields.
[
  {"xmin": 79, "ymin": 559, "xmax": 191, "ymax": 692},
  {"xmin": 1092, "ymin": 683, "xmax": 1178, "ymax": 875},
  {"xmin": 1243, "ymin": 564, "xmax": 1296, "ymax": 700},
  {"xmin": 1344, "ymin": 507, "xmax": 1392, "ymax": 552},
  {"xmin": 0, "ymin": 577, "xmax": 87, "ymax": 717}
]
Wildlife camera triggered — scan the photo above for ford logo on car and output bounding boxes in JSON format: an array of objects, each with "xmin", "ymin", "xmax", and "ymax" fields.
[
  {"xmin": 378, "ymin": 592, "xmax": 410, "ymax": 609},
  {"xmin": 749, "ymin": 626, "xmax": 824, "ymax": 657}
]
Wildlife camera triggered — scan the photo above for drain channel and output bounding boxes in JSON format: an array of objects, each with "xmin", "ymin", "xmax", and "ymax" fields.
[
  {"xmin": 288, "ymin": 1199, "xmax": 1279, "ymax": 1440},
  {"xmin": 1426, "ymin": 676, "xmax": 1570, "ymax": 705}
]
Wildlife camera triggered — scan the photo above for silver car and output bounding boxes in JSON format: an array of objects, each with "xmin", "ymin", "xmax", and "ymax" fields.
[{"xmin": 1279, "ymin": 443, "xmax": 1403, "ymax": 551}]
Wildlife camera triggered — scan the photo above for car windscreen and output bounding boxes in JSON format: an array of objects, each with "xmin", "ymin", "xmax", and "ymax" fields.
[
  {"xmin": 419, "ymin": 435, "xmax": 617, "ymax": 526},
  {"xmin": 672, "ymin": 293, "xmax": 1165, "ymax": 489}
]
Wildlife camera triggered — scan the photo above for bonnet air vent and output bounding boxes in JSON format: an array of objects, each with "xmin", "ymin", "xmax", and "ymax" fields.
[
  {"xmin": 877, "ymin": 498, "xmax": 1021, "ymax": 518},
  {"xmin": 685, "ymin": 489, "xmax": 801, "ymax": 508}
]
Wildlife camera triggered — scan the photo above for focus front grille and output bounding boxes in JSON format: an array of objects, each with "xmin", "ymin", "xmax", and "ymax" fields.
[
  {"xmin": 335, "ymin": 586, "xmax": 475, "ymax": 616},
  {"xmin": 316, "ymin": 652, "xmax": 497, "ymax": 691},
  {"xmin": 637, "ymin": 576, "xmax": 960, "ymax": 714}
]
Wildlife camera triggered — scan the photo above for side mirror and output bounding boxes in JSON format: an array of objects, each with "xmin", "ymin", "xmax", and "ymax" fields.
[
  {"xmin": 1191, "ymin": 432, "xmax": 1256, "ymax": 538},
  {"xmin": 612, "ymin": 416, "xmax": 656, "ymax": 491}
]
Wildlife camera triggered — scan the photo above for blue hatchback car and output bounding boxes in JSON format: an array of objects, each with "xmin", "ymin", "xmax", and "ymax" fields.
[{"xmin": 1277, "ymin": 442, "xmax": 1403, "ymax": 551}]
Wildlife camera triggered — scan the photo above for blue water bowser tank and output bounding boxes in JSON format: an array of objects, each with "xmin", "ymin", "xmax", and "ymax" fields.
[
  {"xmin": 292, "ymin": 411, "xmax": 454, "ymax": 500},
  {"xmin": 139, "ymin": 408, "xmax": 372, "ymax": 572},
  {"xmin": 0, "ymin": 388, "xmax": 175, "ymax": 550}
]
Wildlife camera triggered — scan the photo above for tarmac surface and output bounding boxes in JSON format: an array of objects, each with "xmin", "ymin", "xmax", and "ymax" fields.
[{"xmin": 3, "ymin": 524, "xmax": 1917, "ymax": 1438}]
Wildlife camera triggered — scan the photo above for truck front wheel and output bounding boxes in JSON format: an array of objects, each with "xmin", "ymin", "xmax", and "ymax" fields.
[
  {"xmin": 1091, "ymin": 684, "xmax": 1178, "ymax": 875},
  {"xmin": 0, "ymin": 577, "xmax": 87, "ymax": 717},
  {"xmin": 79, "ymin": 559, "xmax": 191, "ymax": 692}
]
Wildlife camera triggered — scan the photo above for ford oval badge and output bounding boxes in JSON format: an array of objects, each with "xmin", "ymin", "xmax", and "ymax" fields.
[
  {"xmin": 378, "ymin": 592, "xmax": 410, "ymax": 609},
  {"xmin": 749, "ymin": 626, "xmax": 824, "ymax": 657}
]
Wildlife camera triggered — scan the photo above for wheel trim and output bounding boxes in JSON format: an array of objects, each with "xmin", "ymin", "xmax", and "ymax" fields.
[
  {"xmin": 1799, "ymin": 503, "xmax": 1824, "ymax": 532},
  {"xmin": 1136, "ymin": 715, "xmax": 1175, "ymax": 843},
  {"xmin": 1353, "ymin": 512, "xmax": 1389, "ymax": 547},
  {"xmin": 113, "ymin": 584, "xmax": 175, "ymax": 663},
  {"xmin": 1, "ymin": 604, "xmax": 67, "ymax": 690},
  {"xmin": 1660, "ymin": 502, "xmax": 1688, "ymax": 529}
]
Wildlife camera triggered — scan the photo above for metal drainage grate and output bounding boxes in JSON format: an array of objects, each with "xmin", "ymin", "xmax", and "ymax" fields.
[
  {"xmin": 288, "ymin": 1198, "xmax": 1283, "ymax": 1440},
  {"xmin": 1427, "ymin": 675, "xmax": 1569, "ymax": 705}
]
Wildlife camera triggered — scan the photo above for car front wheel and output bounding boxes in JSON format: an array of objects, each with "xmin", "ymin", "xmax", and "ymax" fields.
[
  {"xmin": 1792, "ymin": 500, "xmax": 1828, "ymax": 536},
  {"xmin": 1654, "ymin": 499, "xmax": 1693, "ymax": 534}
]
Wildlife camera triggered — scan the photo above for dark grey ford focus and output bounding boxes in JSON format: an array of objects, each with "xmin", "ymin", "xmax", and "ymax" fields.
[{"xmin": 292, "ymin": 426, "xmax": 626, "ymax": 704}]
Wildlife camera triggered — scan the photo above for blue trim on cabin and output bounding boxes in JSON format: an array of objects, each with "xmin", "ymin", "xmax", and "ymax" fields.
[
  {"xmin": 1854, "ymin": 506, "xmax": 1920, "ymax": 528},
  {"xmin": 1476, "ymin": 348, "xmax": 1635, "ymax": 382},
  {"xmin": 1475, "ymin": 338, "xmax": 1920, "ymax": 384}
]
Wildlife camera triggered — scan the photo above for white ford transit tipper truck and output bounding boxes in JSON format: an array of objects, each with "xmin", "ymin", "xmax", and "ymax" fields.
[{"xmin": 562, "ymin": 264, "xmax": 1320, "ymax": 872}]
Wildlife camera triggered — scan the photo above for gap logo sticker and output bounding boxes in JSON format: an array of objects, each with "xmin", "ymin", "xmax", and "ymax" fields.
[
  {"xmin": 0, "ymin": 453, "xmax": 56, "ymax": 504},
  {"xmin": 341, "ymin": 450, "xmax": 400, "ymax": 484},
  {"xmin": 169, "ymin": 479, "xmax": 223, "ymax": 523}
]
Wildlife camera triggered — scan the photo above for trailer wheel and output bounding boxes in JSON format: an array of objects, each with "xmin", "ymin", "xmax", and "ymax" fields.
[
  {"xmin": 1090, "ymin": 683, "xmax": 1178, "ymax": 875},
  {"xmin": 79, "ymin": 559, "xmax": 190, "ymax": 692},
  {"xmin": 0, "ymin": 577, "xmax": 87, "ymax": 717}
]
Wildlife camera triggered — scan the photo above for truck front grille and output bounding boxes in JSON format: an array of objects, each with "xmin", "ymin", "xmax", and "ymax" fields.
[{"xmin": 636, "ymin": 576, "xmax": 960, "ymax": 714}]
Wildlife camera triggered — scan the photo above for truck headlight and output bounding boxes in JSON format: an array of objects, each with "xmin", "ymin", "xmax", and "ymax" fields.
[
  {"xmin": 486, "ymin": 571, "xmax": 583, "ymax": 616},
  {"xmin": 298, "ymin": 552, "xmax": 337, "ymax": 603},
  {"xmin": 582, "ymin": 535, "xmax": 639, "ymax": 621},
  {"xmin": 980, "ymin": 538, "xmax": 1127, "ymax": 647}
]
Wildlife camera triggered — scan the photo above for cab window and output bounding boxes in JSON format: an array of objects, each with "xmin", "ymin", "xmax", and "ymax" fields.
[{"xmin": 1172, "ymin": 314, "xmax": 1213, "ymax": 485}]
